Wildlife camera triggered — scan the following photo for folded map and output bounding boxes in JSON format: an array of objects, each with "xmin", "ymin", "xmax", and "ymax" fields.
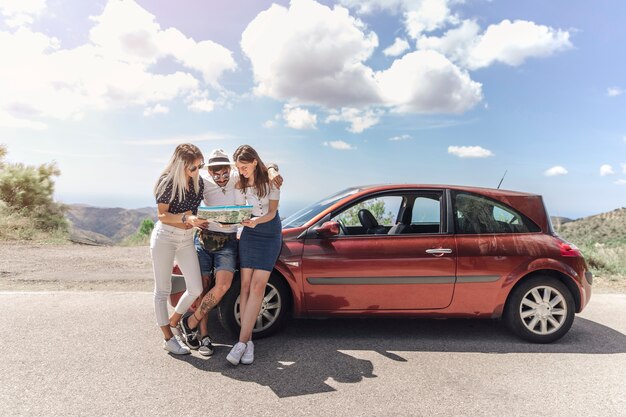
[{"xmin": 197, "ymin": 205, "xmax": 253, "ymax": 224}]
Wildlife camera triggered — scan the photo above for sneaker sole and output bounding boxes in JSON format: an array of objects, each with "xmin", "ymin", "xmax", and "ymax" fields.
[
  {"xmin": 240, "ymin": 358, "xmax": 253, "ymax": 365},
  {"xmin": 226, "ymin": 354, "xmax": 241, "ymax": 365},
  {"xmin": 199, "ymin": 349, "xmax": 214, "ymax": 357},
  {"xmin": 163, "ymin": 346, "xmax": 191, "ymax": 355}
]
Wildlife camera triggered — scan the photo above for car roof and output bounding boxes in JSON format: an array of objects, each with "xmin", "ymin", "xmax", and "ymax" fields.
[{"xmin": 350, "ymin": 184, "xmax": 540, "ymax": 198}]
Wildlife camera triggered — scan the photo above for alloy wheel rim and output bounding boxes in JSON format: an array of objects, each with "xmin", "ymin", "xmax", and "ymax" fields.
[
  {"xmin": 519, "ymin": 285, "xmax": 567, "ymax": 335},
  {"xmin": 235, "ymin": 282, "xmax": 282, "ymax": 332}
]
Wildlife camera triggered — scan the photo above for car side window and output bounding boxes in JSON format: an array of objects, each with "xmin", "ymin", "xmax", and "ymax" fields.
[
  {"xmin": 409, "ymin": 196, "xmax": 441, "ymax": 233},
  {"xmin": 454, "ymin": 192, "xmax": 540, "ymax": 234},
  {"xmin": 332, "ymin": 196, "xmax": 402, "ymax": 235}
]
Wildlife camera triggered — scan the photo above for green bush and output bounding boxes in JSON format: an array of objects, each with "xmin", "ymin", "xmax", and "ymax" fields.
[
  {"xmin": 0, "ymin": 145, "xmax": 68, "ymax": 241},
  {"xmin": 121, "ymin": 218, "xmax": 154, "ymax": 246}
]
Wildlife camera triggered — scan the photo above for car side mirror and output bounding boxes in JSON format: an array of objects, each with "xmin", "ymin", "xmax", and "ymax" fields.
[{"xmin": 316, "ymin": 221, "xmax": 340, "ymax": 237}]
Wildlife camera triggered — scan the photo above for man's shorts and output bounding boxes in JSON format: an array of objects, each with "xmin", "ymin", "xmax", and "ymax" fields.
[{"xmin": 194, "ymin": 232, "xmax": 238, "ymax": 276}]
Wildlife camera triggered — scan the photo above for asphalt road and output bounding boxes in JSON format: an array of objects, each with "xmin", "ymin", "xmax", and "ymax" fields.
[{"xmin": 2, "ymin": 292, "xmax": 625, "ymax": 417}]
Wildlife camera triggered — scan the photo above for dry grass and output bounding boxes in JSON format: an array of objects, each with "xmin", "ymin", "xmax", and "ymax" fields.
[{"xmin": 0, "ymin": 207, "xmax": 69, "ymax": 244}]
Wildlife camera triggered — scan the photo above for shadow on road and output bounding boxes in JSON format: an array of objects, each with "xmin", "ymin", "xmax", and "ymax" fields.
[{"xmin": 171, "ymin": 314, "xmax": 626, "ymax": 398}]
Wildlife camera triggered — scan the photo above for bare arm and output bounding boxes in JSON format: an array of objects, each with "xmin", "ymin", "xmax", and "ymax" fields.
[
  {"xmin": 241, "ymin": 199, "xmax": 278, "ymax": 228},
  {"xmin": 267, "ymin": 164, "xmax": 283, "ymax": 189},
  {"xmin": 157, "ymin": 203, "xmax": 207, "ymax": 229}
]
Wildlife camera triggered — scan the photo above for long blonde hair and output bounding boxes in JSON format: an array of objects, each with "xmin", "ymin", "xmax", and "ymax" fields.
[{"xmin": 153, "ymin": 144, "xmax": 203, "ymax": 204}]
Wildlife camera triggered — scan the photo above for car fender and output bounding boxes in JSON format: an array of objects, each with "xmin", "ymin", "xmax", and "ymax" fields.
[
  {"xmin": 492, "ymin": 257, "xmax": 583, "ymax": 317},
  {"xmin": 273, "ymin": 259, "xmax": 305, "ymax": 316}
]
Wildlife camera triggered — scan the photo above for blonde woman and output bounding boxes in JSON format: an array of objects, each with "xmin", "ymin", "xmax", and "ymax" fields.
[
  {"xmin": 227, "ymin": 145, "xmax": 281, "ymax": 365},
  {"xmin": 151, "ymin": 143, "xmax": 208, "ymax": 355}
]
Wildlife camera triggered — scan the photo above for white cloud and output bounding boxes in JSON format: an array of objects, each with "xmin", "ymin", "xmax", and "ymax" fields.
[
  {"xmin": 0, "ymin": 110, "xmax": 47, "ymax": 130},
  {"xmin": 383, "ymin": 37, "xmax": 410, "ymax": 57},
  {"xmin": 0, "ymin": 0, "xmax": 46, "ymax": 27},
  {"xmin": 403, "ymin": 0, "xmax": 456, "ymax": 39},
  {"xmin": 388, "ymin": 134, "xmax": 412, "ymax": 141},
  {"xmin": 417, "ymin": 19, "xmax": 481, "ymax": 64},
  {"xmin": 607, "ymin": 87, "xmax": 624, "ymax": 97},
  {"xmin": 622, "ymin": 163, "xmax": 626, "ymax": 174},
  {"xmin": 143, "ymin": 104, "xmax": 169, "ymax": 117},
  {"xmin": 338, "ymin": 0, "xmax": 406, "ymax": 14},
  {"xmin": 0, "ymin": 0, "xmax": 235, "ymax": 128},
  {"xmin": 263, "ymin": 120, "xmax": 277, "ymax": 128},
  {"xmin": 241, "ymin": 0, "xmax": 569, "ymax": 127},
  {"xmin": 376, "ymin": 50, "xmax": 483, "ymax": 113},
  {"xmin": 283, "ymin": 105, "xmax": 317, "ymax": 130},
  {"xmin": 448, "ymin": 145, "xmax": 494, "ymax": 158},
  {"xmin": 544, "ymin": 166, "xmax": 568, "ymax": 177},
  {"xmin": 615, "ymin": 179, "xmax": 626, "ymax": 186},
  {"xmin": 187, "ymin": 99, "xmax": 215, "ymax": 113},
  {"xmin": 339, "ymin": 0, "xmax": 456, "ymax": 39},
  {"xmin": 325, "ymin": 108, "xmax": 382, "ymax": 132},
  {"xmin": 467, "ymin": 20, "xmax": 572, "ymax": 70},
  {"xmin": 600, "ymin": 164, "xmax": 614, "ymax": 176},
  {"xmin": 419, "ymin": 19, "xmax": 572, "ymax": 70},
  {"xmin": 323, "ymin": 140, "xmax": 356, "ymax": 150},
  {"xmin": 241, "ymin": 0, "xmax": 381, "ymax": 108}
]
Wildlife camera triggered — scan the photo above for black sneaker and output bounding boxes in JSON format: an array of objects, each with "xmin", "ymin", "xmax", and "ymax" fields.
[
  {"xmin": 198, "ymin": 336, "xmax": 215, "ymax": 357},
  {"xmin": 178, "ymin": 314, "xmax": 200, "ymax": 350}
]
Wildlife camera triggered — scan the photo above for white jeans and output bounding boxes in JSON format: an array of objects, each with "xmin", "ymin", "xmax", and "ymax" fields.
[{"xmin": 150, "ymin": 221, "xmax": 203, "ymax": 327}]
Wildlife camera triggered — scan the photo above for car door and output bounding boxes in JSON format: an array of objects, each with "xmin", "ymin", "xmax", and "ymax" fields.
[{"xmin": 300, "ymin": 190, "xmax": 456, "ymax": 311}]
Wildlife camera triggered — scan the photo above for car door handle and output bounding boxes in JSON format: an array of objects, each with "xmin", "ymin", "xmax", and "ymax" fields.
[{"xmin": 426, "ymin": 248, "xmax": 453, "ymax": 255}]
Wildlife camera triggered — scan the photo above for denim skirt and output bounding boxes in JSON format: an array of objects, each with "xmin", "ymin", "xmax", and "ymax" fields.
[{"xmin": 239, "ymin": 213, "xmax": 282, "ymax": 272}]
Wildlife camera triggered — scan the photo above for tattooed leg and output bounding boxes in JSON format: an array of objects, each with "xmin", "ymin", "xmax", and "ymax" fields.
[{"xmin": 188, "ymin": 292, "xmax": 218, "ymax": 329}]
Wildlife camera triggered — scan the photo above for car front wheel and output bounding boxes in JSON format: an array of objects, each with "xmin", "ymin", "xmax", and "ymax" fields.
[
  {"xmin": 217, "ymin": 272, "xmax": 291, "ymax": 339},
  {"xmin": 504, "ymin": 276, "xmax": 576, "ymax": 343}
]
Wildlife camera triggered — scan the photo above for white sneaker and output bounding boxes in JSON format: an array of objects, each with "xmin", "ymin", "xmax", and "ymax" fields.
[
  {"xmin": 163, "ymin": 336, "xmax": 191, "ymax": 355},
  {"xmin": 226, "ymin": 342, "xmax": 247, "ymax": 365},
  {"xmin": 241, "ymin": 341, "xmax": 254, "ymax": 365}
]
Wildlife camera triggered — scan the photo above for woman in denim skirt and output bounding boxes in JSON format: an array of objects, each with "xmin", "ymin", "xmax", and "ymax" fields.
[
  {"xmin": 226, "ymin": 145, "xmax": 281, "ymax": 365},
  {"xmin": 151, "ymin": 143, "xmax": 208, "ymax": 355}
]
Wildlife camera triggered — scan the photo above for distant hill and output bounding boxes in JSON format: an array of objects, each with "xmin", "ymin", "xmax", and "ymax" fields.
[
  {"xmin": 66, "ymin": 205, "xmax": 157, "ymax": 244},
  {"xmin": 65, "ymin": 204, "xmax": 626, "ymax": 247},
  {"xmin": 555, "ymin": 208, "xmax": 626, "ymax": 246},
  {"xmin": 550, "ymin": 216, "xmax": 574, "ymax": 228}
]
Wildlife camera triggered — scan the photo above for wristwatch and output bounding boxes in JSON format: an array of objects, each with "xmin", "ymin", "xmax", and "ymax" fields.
[{"xmin": 181, "ymin": 213, "xmax": 187, "ymax": 224}]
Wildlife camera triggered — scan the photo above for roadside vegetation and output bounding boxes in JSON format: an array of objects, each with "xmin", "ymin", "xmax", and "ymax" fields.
[
  {"xmin": 121, "ymin": 218, "xmax": 154, "ymax": 246},
  {"xmin": 0, "ymin": 145, "xmax": 69, "ymax": 243},
  {"xmin": 554, "ymin": 208, "xmax": 626, "ymax": 289}
]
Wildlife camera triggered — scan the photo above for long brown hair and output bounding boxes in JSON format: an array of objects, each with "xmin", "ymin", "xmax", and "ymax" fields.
[
  {"xmin": 233, "ymin": 145, "xmax": 269, "ymax": 198},
  {"xmin": 153, "ymin": 143, "xmax": 203, "ymax": 203}
]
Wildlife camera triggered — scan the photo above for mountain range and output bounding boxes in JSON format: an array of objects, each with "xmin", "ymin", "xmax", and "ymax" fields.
[
  {"xmin": 65, "ymin": 204, "xmax": 626, "ymax": 246},
  {"xmin": 66, "ymin": 204, "xmax": 157, "ymax": 245}
]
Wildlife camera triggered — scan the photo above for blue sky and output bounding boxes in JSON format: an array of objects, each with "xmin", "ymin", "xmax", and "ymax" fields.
[{"xmin": 1, "ymin": 0, "xmax": 625, "ymax": 219}]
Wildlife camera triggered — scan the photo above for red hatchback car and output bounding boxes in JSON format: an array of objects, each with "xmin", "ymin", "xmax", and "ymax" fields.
[{"xmin": 171, "ymin": 184, "xmax": 592, "ymax": 343}]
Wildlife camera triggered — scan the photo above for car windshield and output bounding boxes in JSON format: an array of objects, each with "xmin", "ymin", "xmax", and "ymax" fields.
[{"xmin": 281, "ymin": 187, "xmax": 362, "ymax": 229}]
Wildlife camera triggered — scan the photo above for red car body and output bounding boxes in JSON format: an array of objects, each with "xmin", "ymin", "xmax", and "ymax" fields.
[{"xmin": 276, "ymin": 185, "xmax": 591, "ymax": 318}]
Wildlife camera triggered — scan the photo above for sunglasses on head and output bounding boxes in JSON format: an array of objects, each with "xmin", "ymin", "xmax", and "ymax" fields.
[{"xmin": 188, "ymin": 163, "xmax": 205, "ymax": 173}]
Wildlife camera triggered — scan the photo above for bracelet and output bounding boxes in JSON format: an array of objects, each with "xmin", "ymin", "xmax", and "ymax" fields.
[{"xmin": 181, "ymin": 213, "xmax": 187, "ymax": 224}]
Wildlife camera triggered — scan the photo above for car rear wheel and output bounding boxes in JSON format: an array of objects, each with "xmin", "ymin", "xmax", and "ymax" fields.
[
  {"xmin": 218, "ymin": 272, "xmax": 291, "ymax": 339},
  {"xmin": 504, "ymin": 276, "xmax": 575, "ymax": 343}
]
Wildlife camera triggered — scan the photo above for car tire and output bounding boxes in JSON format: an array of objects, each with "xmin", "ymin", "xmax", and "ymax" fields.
[
  {"xmin": 217, "ymin": 272, "xmax": 291, "ymax": 339},
  {"xmin": 504, "ymin": 276, "xmax": 576, "ymax": 343}
]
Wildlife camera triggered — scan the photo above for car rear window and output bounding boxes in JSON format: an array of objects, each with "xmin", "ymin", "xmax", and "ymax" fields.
[{"xmin": 453, "ymin": 192, "xmax": 541, "ymax": 234}]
